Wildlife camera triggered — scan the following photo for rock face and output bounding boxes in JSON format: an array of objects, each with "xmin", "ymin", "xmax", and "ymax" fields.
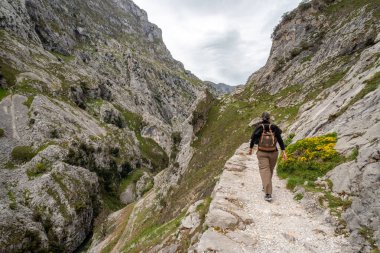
[
  {"xmin": 0, "ymin": 0, "xmax": 206, "ymax": 252},
  {"xmin": 243, "ymin": 0, "xmax": 380, "ymax": 251},
  {"xmin": 204, "ymin": 81, "xmax": 237, "ymax": 97}
]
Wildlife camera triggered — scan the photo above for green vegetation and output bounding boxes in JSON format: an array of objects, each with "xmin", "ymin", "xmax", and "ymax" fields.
[
  {"xmin": 324, "ymin": 0, "xmax": 380, "ymax": 19},
  {"xmin": 329, "ymin": 71, "xmax": 380, "ymax": 121},
  {"xmin": 284, "ymin": 133, "xmax": 295, "ymax": 147},
  {"xmin": 51, "ymin": 51, "xmax": 75, "ymax": 63},
  {"xmin": 11, "ymin": 146, "xmax": 36, "ymax": 163},
  {"xmin": 278, "ymin": 133, "xmax": 344, "ymax": 190},
  {"xmin": 196, "ymin": 197, "xmax": 212, "ymax": 225},
  {"xmin": 347, "ymin": 147, "xmax": 359, "ymax": 161},
  {"xmin": 99, "ymin": 204, "xmax": 135, "ymax": 253},
  {"xmin": 294, "ymin": 193, "xmax": 304, "ymax": 201},
  {"xmin": 0, "ymin": 60, "xmax": 19, "ymax": 86},
  {"xmin": 0, "ymin": 87, "xmax": 9, "ymax": 101},
  {"xmin": 23, "ymin": 96, "xmax": 34, "ymax": 108},
  {"xmin": 13, "ymin": 79, "xmax": 40, "ymax": 95},
  {"xmin": 8, "ymin": 191, "xmax": 17, "ymax": 210},
  {"xmin": 0, "ymin": 128, "xmax": 4, "ymax": 138},
  {"xmin": 301, "ymin": 55, "xmax": 313, "ymax": 63},
  {"xmin": 101, "ymin": 192, "xmax": 124, "ymax": 212},
  {"xmin": 119, "ymin": 169, "xmax": 145, "ymax": 193},
  {"xmin": 116, "ymin": 106, "xmax": 169, "ymax": 172},
  {"xmin": 122, "ymin": 211, "xmax": 186, "ymax": 253},
  {"xmin": 46, "ymin": 188, "xmax": 70, "ymax": 221},
  {"xmin": 27, "ymin": 162, "xmax": 49, "ymax": 179},
  {"xmin": 359, "ymin": 226, "xmax": 380, "ymax": 252},
  {"xmin": 278, "ymin": 133, "xmax": 353, "ymax": 231},
  {"xmin": 4, "ymin": 161, "xmax": 16, "ymax": 169},
  {"xmin": 319, "ymin": 191, "xmax": 352, "ymax": 217}
]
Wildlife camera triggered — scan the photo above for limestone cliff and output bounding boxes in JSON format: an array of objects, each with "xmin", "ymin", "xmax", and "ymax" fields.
[
  {"xmin": 1, "ymin": 0, "xmax": 379, "ymax": 252},
  {"xmin": 0, "ymin": 0, "xmax": 206, "ymax": 252},
  {"xmin": 112, "ymin": 0, "xmax": 378, "ymax": 252},
  {"xmin": 246, "ymin": 1, "xmax": 380, "ymax": 251}
]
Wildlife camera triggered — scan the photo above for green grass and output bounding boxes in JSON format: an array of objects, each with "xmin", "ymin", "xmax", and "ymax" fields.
[
  {"xmin": 294, "ymin": 193, "xmax": 304, "ymax": 201},
  {"xmin": 301, "ymin": 55, "xmax": 313, "ymax": 63},
  {"xmin": 51, "ymin": 51, "xmax": 75, "ymax": 63},
  {"xmin": 23, "ymin": 96, "xmax": 34, "ymax": 108},
  {"xmin": 122, "ymin": 211, "xmax": 186, "ymax": 253},
  {"xmin": 119, "ymin": 169, "xmax": 145, "ymax": 193},
  {"xmin": 8, "ymin": 191, "xmax": 17, "ymax": 210},
  {"xmin": 138, "ymin": 135, "xmax": 169, "ymax": 172},
  {"xmin": 347, "ymin": 147, "xmax": 359, "ymax": 161},
  {"xmin": 359, "ymin": 226, "xmax": 380, "ymax": 252},
  {"xmin": 0, "ymin": 87, "xmax": 9, "ymax": 101},
  {"xmin": 13, "ymin": 80, "xmax": 40, "ymax": 95},
  {"xmin": 0, "ymin": 128, "xmax": 4, "ymax": 138},
  {"xmin": 4, "ymin": 161, "xmax": 16, "ymax": 169},
  {"xmin": 324, "ymin": 0, "xmax": 380, "ymax": 19},
  {"xmin": 27, "ymin": 162, "xmax": 49, "ymax": 179},
  {"xmin": 11, "ymin": 146, "xmax": 36, "ymax": 163},
  {"xmin": 0, "ymin": 60, "xmax": 19, "ymax": 86},
  {"xmin": 196, "ymin": 197, "xmax": 212, "ymax": 223},
  {"xmin": 101, "ymin": 192, "xmax": 124, "ymax": 212}
]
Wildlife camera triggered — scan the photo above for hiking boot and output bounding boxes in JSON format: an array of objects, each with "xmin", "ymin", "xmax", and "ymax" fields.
[{"xmin": 264, "ymin": 194, "xmax": 272, "ymax": 202}]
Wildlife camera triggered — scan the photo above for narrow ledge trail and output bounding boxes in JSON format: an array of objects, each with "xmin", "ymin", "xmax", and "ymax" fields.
[{"xmin": 193, "ymin": 143, "xmax": 350, "ymax": 253}]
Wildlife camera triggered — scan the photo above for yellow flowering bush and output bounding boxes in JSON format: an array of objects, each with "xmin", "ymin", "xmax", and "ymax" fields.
[{"xmin": 278, "ymin": 133, "xmax": 344, "ymax": 189}]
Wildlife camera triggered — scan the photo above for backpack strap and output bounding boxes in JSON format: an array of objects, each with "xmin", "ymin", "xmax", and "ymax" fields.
[
  {"xmin": 269, "ymin": 124, "xmax": 275, "ymax": 145},
  {"xmin": 260, "ymin": 124, "xmax": 265, "ymax": 144}
]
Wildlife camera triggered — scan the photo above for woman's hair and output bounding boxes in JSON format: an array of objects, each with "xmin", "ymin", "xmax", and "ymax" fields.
[{"xmin": 262, "ymin": 112, "xmax": 270, "ymax": 121}]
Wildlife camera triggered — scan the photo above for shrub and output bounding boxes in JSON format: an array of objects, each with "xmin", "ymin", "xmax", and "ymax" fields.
[
  {"xmin": 0, "ymin": 128, "xmax": 4, "ymax": 138},
  {"xmin": 11, "ymin": 146, "xmax": 36, "ymax": 163},
  {"xmin": 278, "ymin": 133, "xmax": 344, "ymax": 189}
]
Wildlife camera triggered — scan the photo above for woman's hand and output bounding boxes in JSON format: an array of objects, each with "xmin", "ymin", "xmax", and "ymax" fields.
[
  {"xmin": 248, "ymin": 148, "xmax": 253, "ymax": 155},
  {"xmin": 282, "ymin": 150, "xmax": 287, "ymax": 160}
]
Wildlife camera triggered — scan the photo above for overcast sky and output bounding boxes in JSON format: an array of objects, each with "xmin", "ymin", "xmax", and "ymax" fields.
[{"xmin": 133, "ymin": 0, "xmax": 302, "ymax": 86}]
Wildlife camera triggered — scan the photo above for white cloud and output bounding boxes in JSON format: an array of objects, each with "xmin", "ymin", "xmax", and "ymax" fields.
[{"xmin": 133, "ymin": 0, "xmax": 302, "ymax": 86}]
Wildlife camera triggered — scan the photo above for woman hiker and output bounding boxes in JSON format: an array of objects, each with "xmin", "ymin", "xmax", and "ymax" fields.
[{"xmin": 248, "ymin": 112, "xmax": 287, "ymax": 202}]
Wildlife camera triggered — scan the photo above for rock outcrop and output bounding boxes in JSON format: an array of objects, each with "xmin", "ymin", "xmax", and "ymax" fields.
[
  {"xmin": 243, "ymin": 0, "xmax": 380, "ymax": 251},
  {"xmin": 0, "ymin": 0, "xmax": 207, "ymax": 251}
]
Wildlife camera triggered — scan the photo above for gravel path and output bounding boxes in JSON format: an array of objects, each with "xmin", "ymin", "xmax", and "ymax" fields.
[{"xmin": 195, "ymin": 143, "xmax": 349, "ymax": 253}]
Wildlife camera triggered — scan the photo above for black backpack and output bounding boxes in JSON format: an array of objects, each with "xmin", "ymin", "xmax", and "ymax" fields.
[{"xmin": 258, "ymin": 124, "xmax": 277, "ymax": 152}]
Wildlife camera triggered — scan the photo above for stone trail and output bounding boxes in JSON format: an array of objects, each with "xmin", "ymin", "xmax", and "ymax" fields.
[{"xmin": 194, "ymin": 143, "xmax": 349, "ymax": 253}]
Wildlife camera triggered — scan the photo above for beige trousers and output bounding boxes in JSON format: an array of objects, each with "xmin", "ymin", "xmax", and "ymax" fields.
[{"xmin": 257, "ymin": 150, "xmax": 279, "ymax": 195}]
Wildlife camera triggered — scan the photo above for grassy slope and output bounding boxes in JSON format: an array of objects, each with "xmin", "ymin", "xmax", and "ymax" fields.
[{"xmin": 123, "ymin": 0, "xmax": 380, "ymax": 250}]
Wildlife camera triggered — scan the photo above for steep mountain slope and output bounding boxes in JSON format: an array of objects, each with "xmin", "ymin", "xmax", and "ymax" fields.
[
  {"xmin": 188, "ymin": 0, "xmax": 379, "ymax": 251},
  {"xmin": 203, "ymin": 81, "xmax": 237, "ymax": 97},
  {"xmin": 0, "ymin": 0, "xmax": 207, "ymax": 252},
  {"xmin": 91, "ymin": 0, "xmax": 380, "ymax": 252}
]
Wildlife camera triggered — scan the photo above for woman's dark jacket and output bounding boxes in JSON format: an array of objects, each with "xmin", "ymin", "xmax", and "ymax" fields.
[{"xmin": 249, "ymin": 120, "xmax": 285, "ymax": 151}]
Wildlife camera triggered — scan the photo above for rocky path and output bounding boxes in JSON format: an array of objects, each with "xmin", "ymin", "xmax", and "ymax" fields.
[{"xmin": 194, "ymin": 143, "xmax": 349, "ymax": 253}]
